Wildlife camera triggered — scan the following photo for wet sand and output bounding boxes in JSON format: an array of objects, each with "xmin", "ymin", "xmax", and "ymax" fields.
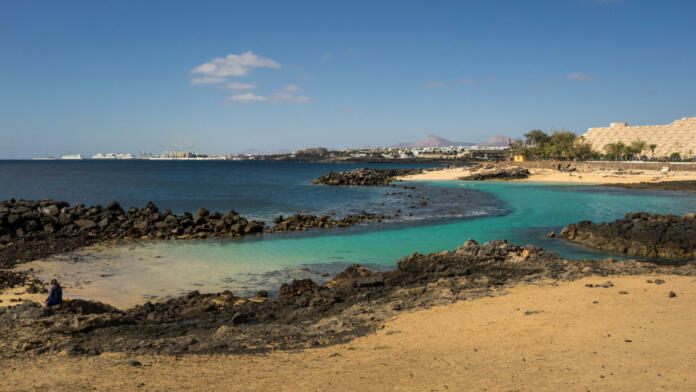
[
  {"xmin": 402, "ymin": 167, "xmax": 696, "ymax": 184},
  {"xmin": 3, "ymin": 274, "xmax": 695, "ymax": 391}
]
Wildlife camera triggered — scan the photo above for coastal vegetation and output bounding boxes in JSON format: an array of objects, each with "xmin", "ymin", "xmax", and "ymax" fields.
[
  {"xmin": 511, "ymin": 129, "xmax": 600, "ymax": 161},
  {"xmin": 603, "ymin": 139, "xmax": 648, "ymax": 160},
  {"xmin": 511, "ymin": 128, "xmax": 694, "ymax": 162}
]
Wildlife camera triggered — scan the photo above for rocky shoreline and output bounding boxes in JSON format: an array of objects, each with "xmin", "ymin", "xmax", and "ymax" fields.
[
  {"xmin": 603, "ymin": 180, "xmax": 696, "ymax": 191},
  {"xmin": 312, "ymin": 168, "xmax": 423, "ymax": 186},
  {"xmin": 459, "ymin": 167, "xmax": 530, "ymax": 181},
  {"xmin": 3, "ymin": 238, "xmax": 694, "ymax": 358},
  {"xmin": 0, "ymin": 199, "xmax": 265, "ymax": 269},
  {"xmin": 559, "ymin": 212, "xmax": 696, "ymax": 259},
  {"xmin": 0, "ymin": 199, "xmax": 399, "ymax": 270},
  {"xmin": 268, "ymin": 212, "xmax": 389, "ymax": 232}
]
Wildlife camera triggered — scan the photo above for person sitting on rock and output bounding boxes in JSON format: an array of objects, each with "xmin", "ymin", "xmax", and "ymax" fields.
[{"xmin": 42, "ymin": 279, "xmax": 62, "ymax": 307}]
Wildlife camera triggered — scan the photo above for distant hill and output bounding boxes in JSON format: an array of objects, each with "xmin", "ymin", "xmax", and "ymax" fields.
[
  {"xmin": 393, "ymin": 134, "xmax": 474, "ymax": 148},
  {"xmin": 476, "ymin": 134, "xmax": 510, "ymax": 147}
]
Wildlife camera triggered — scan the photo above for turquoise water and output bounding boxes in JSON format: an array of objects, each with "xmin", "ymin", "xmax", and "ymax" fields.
[
  {"xmin": 176, "ymin": 181, "xmax": 696, "ymax": 269},
  {"xmin": 25, "ymin": 180, "xmax": 696, "ymax": 306}
]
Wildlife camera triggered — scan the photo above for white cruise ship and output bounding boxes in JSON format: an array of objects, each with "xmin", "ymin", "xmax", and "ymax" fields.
[{"xmin": 60, "ymin": 154, "xmax": 84, "ymax": 160}]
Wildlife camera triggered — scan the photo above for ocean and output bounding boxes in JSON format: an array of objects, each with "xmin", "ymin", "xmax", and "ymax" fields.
[{"xmin": 4, "ymin": 160, "xmax": 696, "ymax": 307}]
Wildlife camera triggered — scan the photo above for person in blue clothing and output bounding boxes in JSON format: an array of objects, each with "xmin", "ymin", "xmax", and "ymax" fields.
[{"xmin": 42, "ymin": 279, "xmax": 62, "ymax": 307}]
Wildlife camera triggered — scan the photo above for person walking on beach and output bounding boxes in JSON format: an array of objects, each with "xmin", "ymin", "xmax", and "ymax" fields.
[{"xmin": 42, "ymin": 279, "xmax": 62, "ymax": 307}]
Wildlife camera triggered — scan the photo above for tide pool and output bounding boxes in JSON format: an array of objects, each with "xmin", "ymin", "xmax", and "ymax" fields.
[{"xmin": 22, "ymin": 181, "xmax": 696, "ymax": 307}]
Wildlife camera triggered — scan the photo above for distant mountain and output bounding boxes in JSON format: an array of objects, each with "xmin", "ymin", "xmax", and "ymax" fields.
[
  {"xmin": 477, "ymin": 134, "xmax": 511, "ymax": 147},
  {"xmin": 393, "ymin": 134, "xmax": 474, "ymax": 148}
]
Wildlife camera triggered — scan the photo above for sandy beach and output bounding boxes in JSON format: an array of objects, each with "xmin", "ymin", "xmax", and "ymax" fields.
[
  {"xmin": 402, "ymin": 166, "xmax": 696, "ymax": 184},
  {"xmin": 0, "ymin": 285, "xmax": 44, "ymax": 308},
  {"xmin": 2, "ymin": 274, "xmax": 694, "ymax": 391}
]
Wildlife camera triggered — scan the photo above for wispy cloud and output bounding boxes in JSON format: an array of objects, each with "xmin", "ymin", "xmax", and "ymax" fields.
[
  {"xmin": 567, "ymin": 72, "xmax": 593, "ymax": 81},
  {"xmin": 422, "ymin": 81, "xmax": 444, "ymax": 88},
  {"xmin": 270, "ymin": 92, "xmax": 311, "ymax": 103},
  {"xmin": 458, "ymin": 78, "xmax": 477, "ymax": 84},
  {"xmin": 190, "ymin": 76, "xmax": 226, "ymax": 85},
  {"xmin": 227, "ymin": 93, "xmax": 269, "ymax": 103},
  {"xmin": 190, "ymin": 51, "xmax": 281, "ymax": 84},
  {"xmin": 227, "ymin": 85, "xmax": 311, "ymax": 104},
  {"xmin": 226, "ymin": 82, "xmax": 256, "ymax": 90},
  {"xmin": 281, "ymin": 84, "xmax": 299, "ymax": 92}
]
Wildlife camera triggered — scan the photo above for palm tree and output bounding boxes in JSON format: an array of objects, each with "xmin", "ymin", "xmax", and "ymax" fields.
[
  {"xmin": 630, "ymin": 139, "xmax": 647, "ymax": 160},
  {"xmin": 604, "ymin": 143, "xmax": 622, "ymax": 160},
  {"xmin": 523, "ymin": 130, "xmax": 550, "ymax": 147},
  {"xmin": 649, "ymin": 144, "xmax": 657, "ymax": 159},
  {"xmin": 615, "ymin": 141, "xmax": 627, "ymax": 160}
]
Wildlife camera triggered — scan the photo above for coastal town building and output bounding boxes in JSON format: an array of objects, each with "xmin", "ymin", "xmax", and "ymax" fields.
[{"xmin": 583, "ymin": 117, "xmax": 696, "ymax": 158}]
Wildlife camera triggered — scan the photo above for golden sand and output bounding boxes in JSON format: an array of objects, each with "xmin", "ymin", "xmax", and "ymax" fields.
[
  {"xmin": 3, "ymin": 274, "xmax": 695, "ymax": 391},
  {"xmin": 0, "ymin": 285, "xmax": 44, "ymax": 308},
  {"xmin": 401, "ymin": 166, "xmax": 696, "ymax": 184}
]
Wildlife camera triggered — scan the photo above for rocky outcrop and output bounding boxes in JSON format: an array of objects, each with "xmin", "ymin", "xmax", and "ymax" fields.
[
  {"xmin": 278, "ymin": 279, "xmax": 319, "ymax": 298},
  {"xmin": 459, "ymin": 167, "xmax": 530, "ymax": 181},
  {"xmin": 0, "ymin": 199, "xmax": 263, "ymax": 268},
  {"xmin": 603, "ymin": 181, "xmax": 696, "ymax": 191},
  {"xmin": 0, "ymin": 199, "xmax": 405, "ymax": 268},
  {"xmin": 0, "ymin": 270, "xmax": 46, "ymax": 292},
  {"xmin": 559, "ymin": 212, "xmax": 696, "ymax": 259},
  {"xmin": 3, "ymin": 238, "xmax": 694, "ymax": 358},
  {"xmin": 268, "ymin": 212, "xmax": 388, "ymax": 232},
  {"xmin": 312, "ymin": 168, "xmax": 423, "ymax": 186}
]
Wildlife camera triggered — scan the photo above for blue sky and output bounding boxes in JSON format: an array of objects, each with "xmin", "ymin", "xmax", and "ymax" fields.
[{"xmin": 1, "ymin": 0, "xmax": 695, "ymax": 158}]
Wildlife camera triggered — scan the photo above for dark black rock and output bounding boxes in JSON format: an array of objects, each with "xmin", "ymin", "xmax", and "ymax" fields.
[
  {"xmin": 278, "ymin": 279, "xmax": 319, "ymax": 298},
  {"xmin": 459, "ymin": 167, "xmax": 530, "ymax": 181},
  {"xmin": 2, "ymin": 239, "xmax": 696, "ymax": 358},
  {"xmin": 0, "ymin": 199, "xmax": 265, "ymax": 268},
  {"xmin": 559, "ymin": 212, "xmax": 696, "ymax": 259},
  {"xmin": 312, "ymin": 168, "xmax": 423, "ymax": 186}
]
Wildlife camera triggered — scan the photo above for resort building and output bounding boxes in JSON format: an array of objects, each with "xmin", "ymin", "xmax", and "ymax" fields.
[{"xmin": 582, "ymin": 117, "xmax": 696, "ymax": 158}]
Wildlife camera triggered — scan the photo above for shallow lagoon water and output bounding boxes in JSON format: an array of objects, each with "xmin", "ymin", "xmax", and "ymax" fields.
[{"xmin": 22, "ymin": 180, "xmax": 696, "ymax": 308}]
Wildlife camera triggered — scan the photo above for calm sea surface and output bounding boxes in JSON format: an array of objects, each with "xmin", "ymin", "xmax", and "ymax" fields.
[
  {"xmin": 0, "ymin": 160, "xmax": 443, "ymax": 221},
  {"xmin": 4, "ymin": 160, "xmax": 696, "ymax": 306}
]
